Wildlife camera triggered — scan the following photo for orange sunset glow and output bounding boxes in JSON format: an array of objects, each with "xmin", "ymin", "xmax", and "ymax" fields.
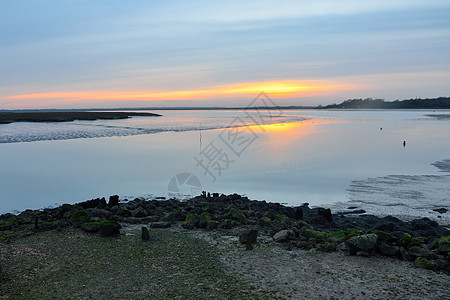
[{"xmin": 5, "ymin": 80, "xmax": 357, "ymax": 105}]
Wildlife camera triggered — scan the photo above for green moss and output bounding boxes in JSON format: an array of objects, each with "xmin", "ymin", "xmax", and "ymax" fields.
[
  {"xmin": 373, "ymin": 230, "xmax": 396, "ymax": 242},
  {"xmin": 71, "ymin": 210, "xmax": 91, "ymax": 225},
  {"xmin": 300, "ymin": 227, "xmax": 316, "ymax": 238},
  {"xmin": 271, "ymin": 214, "xmax": 288, "ymax": 227},
  {"xmin": 328, "ymin": 230, "xmax": 346, "ymax": 243},
  {"xmin": 81, "ymin": 222, "xmax": 101, "ymax": 233},
  {"xmin": 98, "ymin": 221, "xmax": 121, "ymax": 237},
  {"xmin": 409, "ymin": 237, "xmax": 426, "ymax": 248},
  {"xmin": 0, "ymin": 274, "xmax": 4, "ymax": 284},
  {"xmin": 315, "ymin": 242, "xmax": 336, "ymax": 252},
  {"xmin": 5, "ymin": 217, "xmax": 18, "ymax": 227},
  {"xmin": 437, "ymin": 236, "xmax": 450, "ymax": 252},
  {"xmin": 226, "ymin": 206, "xmax": 246, "ymax": 223},
  {"xmin": 414, "ymin": 257, "xmax": 435, "ymax": 270},
  {"xmin": 315, "ymin": 231, "xmax": 328, "ymax": 243},
  {"xmin": 346, "ymin": 228, "xmax": 365, "ymax": 238},
  {"xmin": 398, "ymin": 233, "xmax": 412, "ymax": 246},
  {"xmin": 182, "ymin": 213, "xmax": 198, "ymax": 229},
  {"xmin": 163, "ymin": 210, "xmax": 179, "ymax": 223},
  {"xmin": 259, "ymin": 217, "xmax": 271, "ymax": 226}
]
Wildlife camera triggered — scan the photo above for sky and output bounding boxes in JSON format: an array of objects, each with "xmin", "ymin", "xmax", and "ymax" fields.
[{"xmin": 1, "ymin": 0, "xmax": 450, "ymax": 109}]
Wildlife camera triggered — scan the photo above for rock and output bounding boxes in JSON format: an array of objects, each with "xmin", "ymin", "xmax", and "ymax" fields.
[
  {"xmin": 141, "ymin": 227, "xmax": 150, "ymax": 242},
  {"xmin": 414, "ymin": 257, "xmax": 435, "ymax": 270},
  {"xmin": 149, "ymin": 222, "xmax": 171, "ymax": 229},
  {"xmin": 399, "ymin": 247, "xmax": 412, "ymax": 261},
  {"xmin": 408, "ymin": 245, "xmax": 433, "ymax": 258},
  {"xmin": 336, "ymin": 242, "xmax": 347, "ymax": 252},
  {"xmin": 108, "ymin": 195, "xmax": 119, "ymax": 207},
  {"xmin": 273, "ymin": 229, "xmax": 295, "ymax": 243},
  {"xmin": 356, "ymin": 251, "xmax": 369, "ymax": 257},
  {"xmin": 239, "ymin": 229, "xmax": 258, "ymax": 245},
  {"xmin": 378, "ymin": 242, "xmax": 400, "ymax": 256},
  {"xmin": 294, "ymin": 207, "xmax": 303, "ymax": 220},
  {"xmin": 206, "ymin": 220, "xmax": 219, "ymax": 231},
  {"xmin": 410, "ymin": 218, "xmax": 438, "ymax": 231},
  {"xmin": 432, "ymin": 208, "xmax": 448, "ymax": 214},
  {"xmin": 131, "ymin": 206, "xmax": 146, "ymax": 218},
  {"xmin": 197, "ymin": 212, "xmax": 211, "ymax": 228},
  {"xmin": 182, "ymin": 213, "xmax": 198, "ymax": 229},
  {"xmin": 328, "ymin": 230, "xmax": 346, "ymax": 243},
  {"xmin": 347, "ymin": 233, "xmax": 378, "ymax": 254},
  {"xmin": 99, "ymin": 221, "xmax": 121, "ymax": 237},
  {"xmin": 340, "ymin": 209, "xmax": 366, "ymax": 215},
  {"xmin": 81, "ymin": 222, "xmax": 101, "ymax": 233},
  {"xmin": 317, "ymin": 208, "xmax": 333, "ymax": 223},
  {"xmin": 77, "ymin": 198, "xmax": 107, "ymax": 209},
  {"xmin": 316, "ymin": 243, "xmax": 336, "ymax": 252},
  {"xmin": 437, "ymin": 236, "xmax": 450, "ymax": 252}
]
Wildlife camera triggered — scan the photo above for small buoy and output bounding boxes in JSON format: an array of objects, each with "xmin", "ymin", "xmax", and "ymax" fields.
[{"xmin": 403, "ymin": 141, "xmax": 406, "ymax": 147}]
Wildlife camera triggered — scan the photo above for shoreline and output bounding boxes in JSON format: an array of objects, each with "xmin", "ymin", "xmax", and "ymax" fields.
[
  {"xmin": 0, "ymin": 111, "xmax": 161, "ymax": 124},
  {"xmin": 1, "ymin": 194, "xmax": 449, "ymax": 298}
]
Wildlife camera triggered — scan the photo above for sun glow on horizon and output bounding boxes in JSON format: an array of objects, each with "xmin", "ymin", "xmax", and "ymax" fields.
[{"xmin": 3, "ymin": 79, "xmax": 358, "ymax": 108}]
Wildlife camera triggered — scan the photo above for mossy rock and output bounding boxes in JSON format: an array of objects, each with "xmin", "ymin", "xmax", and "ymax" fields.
[
  {"xmin": 316, "ymin": 242, "xmax": 336, "ymax": 252},
  {"xmin": 226, "ymin": 205, "xmax": 246, "ymax": 223},
  {"xmin": 197, "ymin": 212, "xmax": 211, "ymax": 228},
  {"xmin": 219, "ymin": 219, "xmax": 234, "ymax": 229},
  {"xmin": 328, "ymin": 230, "xmax": 346, "ymax": 243},
  {"xmin": 81, "ymin": 222, "xmax": 101, "ymax": 233},
  {"xmin": 163, "ymin": 210, "xmax": 180, "ymax": 223},
  {"xmin": 271, "ymin": 214, "xmax": 288, "ymax": 227},
  {"xmin": 345, "ymin": 228, "xmax": 365, "ymax": 238},
  {"xmin": 296, "ymin": 240, "xmax": 312, "ymax": 250},
  {"xmin": 206, "ymin": 220, "xmax": 219, "ymax": 231},
  {"xmin": 98, "ymin": 221, "xmax": 121, "ymax": 237},
  {"xmin": 182, "ymin": 213, "xmax": 198, "ymax": 229},
  {"xmin": 414, "ymin": 257, "xmax": 436, "ymax": 270},
  {"xmin": 437, "ymin": 236, "xmax": 450, "ymax": 253},
  {"xmin": 315, "ymin": 231, "xmax": 328, "ymax": 243},
  {"xmin": 259, "ymin": 216, "xmax": 272, "ymax": 226},
  {"xmin": 4, "ymin": 217, "xmax": 18, "ymax": 229},
  {"xmin": 300, "ymin": 227, "xmax": 316, "ymax": 238},
  {"xmin": 409, "ymin": 237, "xmax": 426, "ymax": 248},
  {"xmin": 70, "ymin": 210, "xmax": 91, "ymax": 226},
  {"xmin": 373, "ymin": 230, "xmax": 396, "ymax": 243},
  {"xmin": 398, "ymin": 233, "xmax": 412, "ymax": 247}
]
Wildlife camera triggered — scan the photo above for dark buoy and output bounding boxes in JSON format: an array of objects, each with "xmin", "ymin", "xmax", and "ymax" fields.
[{"xmin": 403, "ymin": 141, "xmax": 406, "ymax": 147}]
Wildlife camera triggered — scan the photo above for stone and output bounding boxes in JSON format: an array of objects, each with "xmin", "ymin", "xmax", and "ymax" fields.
[
  {"xmin": 317, "ymin": 208, "xmax": 333, "ymax": 223},
  {"xmin": 141, "ymin": 227, "xmax": 150, "ymax": 242},
  {"xmin": 437, "ymin": 236, "xmax": 450, "ymax": 253},
  {"xmin": 99, "ymin": 221, "xmax": 121, "ymax": 237},
  {"xmin": 378, "ymin": 242, "xmax": 400, "ymax": 256},
  {"xmin": 81, "ymin": 222, "xmax": 101, "ymax": 233},
  {"xmin": 182, "ymin": 213, "xmax": 198, "ymax": 229},
  {"xmin": 131, "ymin": 206, "xmax": 146, "ymax": 218},
  {"xmin": 273, "ymin": 229, "xmax": 295, "ymax": 243},
  {"xmin": 432, "ymin": 208, "xmax": 448, "ymax": 214},
  {"xmin": 356, "ymin": 251, "xmax": 369, "ymax": 257},
  {"xmin": 408, "ymin": 245, "xmax": 432, "ymax": 258},
  {"xmin": 414, "ymin": 257, "xmax": 435, "ymax": 270},
  {"xmin": 399, "ymin": 247, "xmax": 412, "ymax": 261},
  {"xmin": 239, "ymin": 229, "xmax": 258, "ymax": 245},
  {"xmin": 347, "ymin": 233, "xmax": 378, "ymax": 254},
  {"xmin": 149, "ymin": 222, "xmax": 171, "ymax": 229},
  {"xmin": 108, "ymin": 195, "xmax": 119, "ymax": 207}
]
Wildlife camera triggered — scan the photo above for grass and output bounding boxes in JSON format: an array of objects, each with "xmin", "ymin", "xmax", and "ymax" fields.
[{"xmin": 0, "ymin": 228, "xmax": 282, "ymax": 299}]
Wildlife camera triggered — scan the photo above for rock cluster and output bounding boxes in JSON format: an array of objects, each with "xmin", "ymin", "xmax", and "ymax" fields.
[{"xmin": 1, "ymin": 193, "xmax": 449, "ymax": 273}]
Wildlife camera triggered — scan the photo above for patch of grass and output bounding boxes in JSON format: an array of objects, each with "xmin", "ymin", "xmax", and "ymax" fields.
[{"xmin": 0, "ymin": 228, "xmax": 280, "ymax": 299}]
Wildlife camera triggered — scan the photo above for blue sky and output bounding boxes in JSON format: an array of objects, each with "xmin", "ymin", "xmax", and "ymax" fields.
[{"xmin": 1, "ymin": 0, "xmax": 449, "ymax": 108}]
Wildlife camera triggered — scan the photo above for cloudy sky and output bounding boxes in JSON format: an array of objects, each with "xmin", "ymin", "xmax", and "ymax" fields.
[{"xmin": 1, "ymin": 0, "xmax": 449, "ymax": 108}]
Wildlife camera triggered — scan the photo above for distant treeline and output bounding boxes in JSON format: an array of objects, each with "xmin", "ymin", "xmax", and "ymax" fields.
[{"xmin": 322, "ymin": 97, "xmax": 450, "ymax": 109}]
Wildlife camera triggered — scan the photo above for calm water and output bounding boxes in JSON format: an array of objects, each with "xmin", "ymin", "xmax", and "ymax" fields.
[{"xmin": 1, "ymin": 109, "xmax": 449, "ymax": 220}]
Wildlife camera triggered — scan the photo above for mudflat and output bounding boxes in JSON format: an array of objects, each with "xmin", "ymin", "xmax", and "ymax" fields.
[{"xmin": 0, "ymin": 111, "xmax": 161, "ymax": 124}]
